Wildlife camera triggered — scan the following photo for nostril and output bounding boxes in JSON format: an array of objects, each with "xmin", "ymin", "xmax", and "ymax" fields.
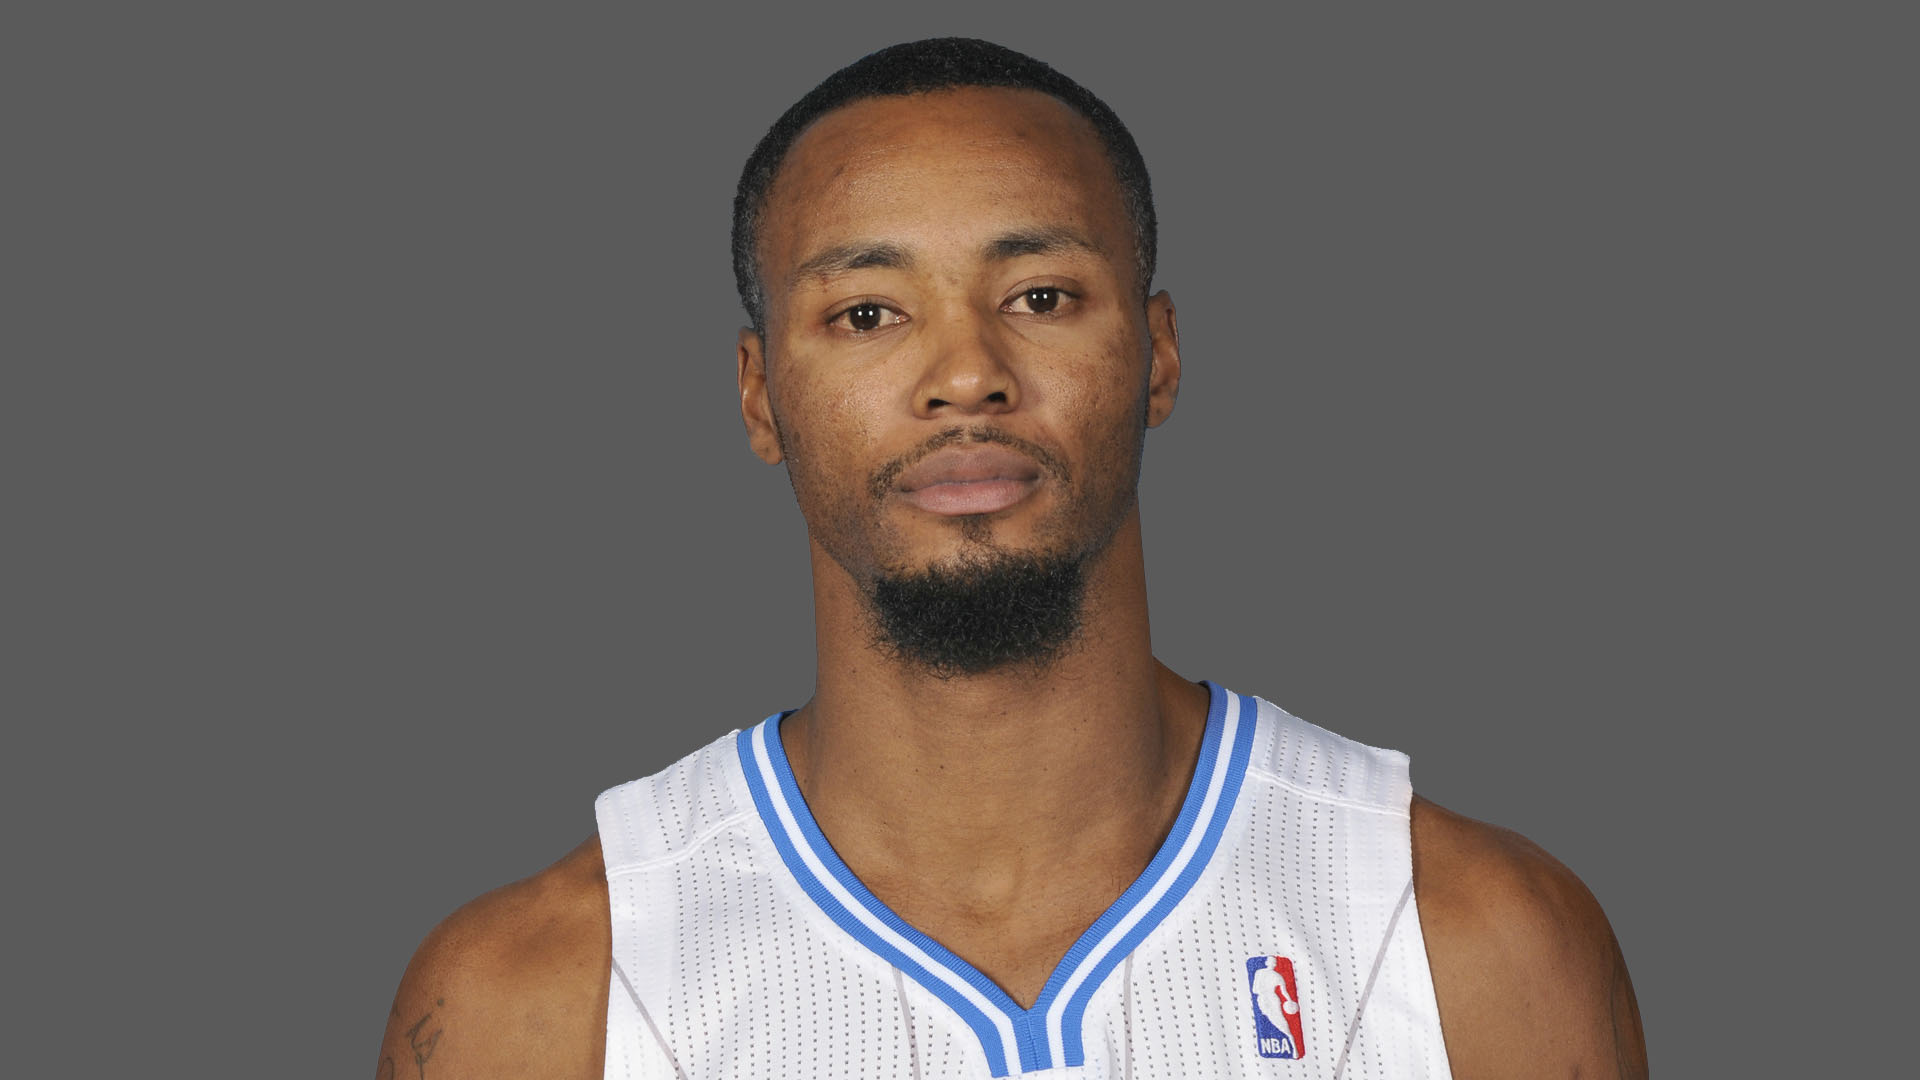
[{"xmin": 986, "ymin": 391, "xmax": 1008, "ymax": 403}]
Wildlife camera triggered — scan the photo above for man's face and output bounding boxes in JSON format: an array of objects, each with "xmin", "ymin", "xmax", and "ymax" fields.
[{"xmin": 740, "ymin": 86, "xmax": 1179, "ymax": 630}]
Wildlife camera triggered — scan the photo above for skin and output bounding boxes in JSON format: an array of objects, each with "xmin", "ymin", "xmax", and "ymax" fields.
[{"xmin": 378, "ymin": 87, "xmax": 1647, "ymax": 1078}]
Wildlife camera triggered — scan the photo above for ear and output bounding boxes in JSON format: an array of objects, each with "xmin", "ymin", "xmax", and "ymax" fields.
[
  {"xmin": 738, "ymin": 328, "xmax": 784, "ymax": 464},
  {"xmin": 1144, "ymin": 291, "xmax": 1183, "ymax": 428}
]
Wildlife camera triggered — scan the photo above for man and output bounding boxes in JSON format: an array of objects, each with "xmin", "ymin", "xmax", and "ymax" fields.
[{"xmin": 378, "ymin": 38, "xmax": 1645, "ymax": 1078}]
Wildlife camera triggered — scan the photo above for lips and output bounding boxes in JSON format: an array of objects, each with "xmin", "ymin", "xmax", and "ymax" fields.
[{"xmin": 893, "ymin": 445, "xmax": 1045, "ymax": 516}]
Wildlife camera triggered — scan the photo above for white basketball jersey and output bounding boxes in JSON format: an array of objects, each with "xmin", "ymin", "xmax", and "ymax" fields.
[{"xmin": 595, "ymin": 684, "xmax": 1453, "ymax": 1078}]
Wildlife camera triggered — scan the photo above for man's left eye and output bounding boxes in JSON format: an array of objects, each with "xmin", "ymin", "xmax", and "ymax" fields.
[{"xmin": 1007, "ymin": 287, "xmax": 1066, "ymax": 315}]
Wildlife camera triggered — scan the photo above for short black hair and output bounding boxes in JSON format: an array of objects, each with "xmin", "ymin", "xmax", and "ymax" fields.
[{"xmin": 731, "ymin": 37, "xmax": 1157, "ymax": 334}]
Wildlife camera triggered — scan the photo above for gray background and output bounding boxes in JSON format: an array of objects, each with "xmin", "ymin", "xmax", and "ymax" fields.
[{"xmin": 9, "ymin": 3, "xmax": 1909, "ymax": 1076}]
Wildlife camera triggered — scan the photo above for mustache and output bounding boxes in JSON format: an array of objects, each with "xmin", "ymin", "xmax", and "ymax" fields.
[{"xmin": 867, "ymin": 426, "xmax": 1070, "ymax": 501}]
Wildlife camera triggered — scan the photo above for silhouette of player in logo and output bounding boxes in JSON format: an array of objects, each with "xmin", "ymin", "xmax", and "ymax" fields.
[{"xmin": 1248, "ymin": 955, "xmax": 1306, "ymax": 1059}]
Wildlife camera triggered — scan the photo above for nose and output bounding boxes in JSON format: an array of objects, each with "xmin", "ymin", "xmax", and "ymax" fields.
[{"xmin": 911, "ymin": 307, "xmax": 1021, "ymax": 419}]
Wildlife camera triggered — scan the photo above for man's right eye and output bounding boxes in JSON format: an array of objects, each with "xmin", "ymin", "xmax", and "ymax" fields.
[{"xmin": 831, "ymin": 302, "xmax": 905, "ymax": 333}]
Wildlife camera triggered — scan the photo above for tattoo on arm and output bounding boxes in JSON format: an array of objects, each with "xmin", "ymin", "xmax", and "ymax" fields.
[
  {"xmin": 378, "ymin": 1056, "xmax": 396, "ymax": 1080},
  {"xmin": 405, "ymin": 999, "xmax": 446, "ymax": 1080}
]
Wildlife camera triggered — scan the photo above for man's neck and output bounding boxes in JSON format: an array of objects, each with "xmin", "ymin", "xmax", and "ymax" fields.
[{"xmin": 784, "ymin": 518, "xmax": 1212, "ymax": 987}]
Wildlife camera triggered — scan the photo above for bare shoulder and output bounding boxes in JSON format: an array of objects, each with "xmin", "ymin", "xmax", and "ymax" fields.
[
  {"xmin": 1410, "ymin": 796, "xmax": 1646, "ymax": 1080},
  {"xmin": 375, "ymin": 836, "xmax": 611, "ymax": 1080}
]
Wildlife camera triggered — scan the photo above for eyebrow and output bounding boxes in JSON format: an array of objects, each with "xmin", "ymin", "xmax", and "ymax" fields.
[
  {"xmin": 789, "ymin": 241, "xmax": 913, "ymax": 287},
  {"xmin": 982, "ymin": 226, "xmax": 1104, "ymax": 262},
  {"xmin": 786, "ymin": 226, "xmax": 1105, "ymax": 295}
]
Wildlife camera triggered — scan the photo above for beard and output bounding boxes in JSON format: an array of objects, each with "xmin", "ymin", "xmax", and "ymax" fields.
[
  {"xmin": 776, "ymin": 402, "xmax": 1148, "ymax": 679},
  {"xmin": 856, "ymin": 422, "xmax": 1142, "ymax": 678},
  {"xmin": 867, "ymin": 546, "xmax": 1090, "ymax": 678}
]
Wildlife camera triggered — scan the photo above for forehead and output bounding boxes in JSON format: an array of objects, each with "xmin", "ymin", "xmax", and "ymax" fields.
[{"xmin": 761, "ymin": 87, "xmax": 1129, "ymax": 283}]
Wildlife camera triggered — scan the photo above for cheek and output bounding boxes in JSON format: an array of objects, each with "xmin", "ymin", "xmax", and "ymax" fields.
[
  {"xmin": 1034, "ymin": 329, "xmax": 1150, "ymax": 473},
  {"xmin": 769, "ymin": 360, "xmax": 889, "ymax": 493}
]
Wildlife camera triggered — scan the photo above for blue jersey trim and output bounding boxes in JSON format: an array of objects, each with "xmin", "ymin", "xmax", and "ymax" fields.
[
  {"xmin": 736, "ymin": 723, "xmax": 1016, "ymax": 1077},
  {"xmin": 1020, "ymin": 683, "xmax": 1238, "ymax": 1064},
  {"xmin": 1057, "ymin": 689, "xmax": 1258, "ymax": 1064},
  {"xmin": 737, "ymin": 682, "xmax": 1253, "ymax": 1075}
]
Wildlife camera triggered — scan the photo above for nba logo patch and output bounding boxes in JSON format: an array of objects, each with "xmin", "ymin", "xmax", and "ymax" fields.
[{"xmin": 1247, "ymin": 955, "xmax": 1305, "ymax": 1059}]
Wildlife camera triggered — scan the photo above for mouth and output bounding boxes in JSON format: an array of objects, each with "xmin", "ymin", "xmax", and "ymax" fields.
[{"xmin": 893, "ymin": 445, "xmax": 1045, "ymax": 517}]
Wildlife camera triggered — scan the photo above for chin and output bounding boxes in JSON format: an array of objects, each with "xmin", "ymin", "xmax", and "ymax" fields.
[
  {"xmin": 865, "ymin": 540, "xmax": 1092, "ymax": 677},
  {"xmin": 901, "ymin": 527, "xmax": 1056, "ymax": 573},
  {"xmin": 902, "ymin": 503, "xmax": 1068, "ymax": 553}
]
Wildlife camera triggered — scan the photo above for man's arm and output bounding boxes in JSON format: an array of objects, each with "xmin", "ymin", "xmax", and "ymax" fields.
[
  {"xmin": 375, "ymin": 837, "xmax": 611, "ymax": 1080},
  {"xmin": 1412, "ymin": 797, "xmax": 1648, "ymax": 1079}
]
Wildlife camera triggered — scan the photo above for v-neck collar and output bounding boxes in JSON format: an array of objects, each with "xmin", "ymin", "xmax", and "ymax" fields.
[{"xmin": 735, "ymin": 682, "xmax": 1259, "ymax": 1076}]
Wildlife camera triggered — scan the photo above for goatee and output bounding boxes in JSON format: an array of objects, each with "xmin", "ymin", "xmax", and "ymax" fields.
[{"xmin": 867, "ymin": 548, "xmax": 1088, "ymax": 678}]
